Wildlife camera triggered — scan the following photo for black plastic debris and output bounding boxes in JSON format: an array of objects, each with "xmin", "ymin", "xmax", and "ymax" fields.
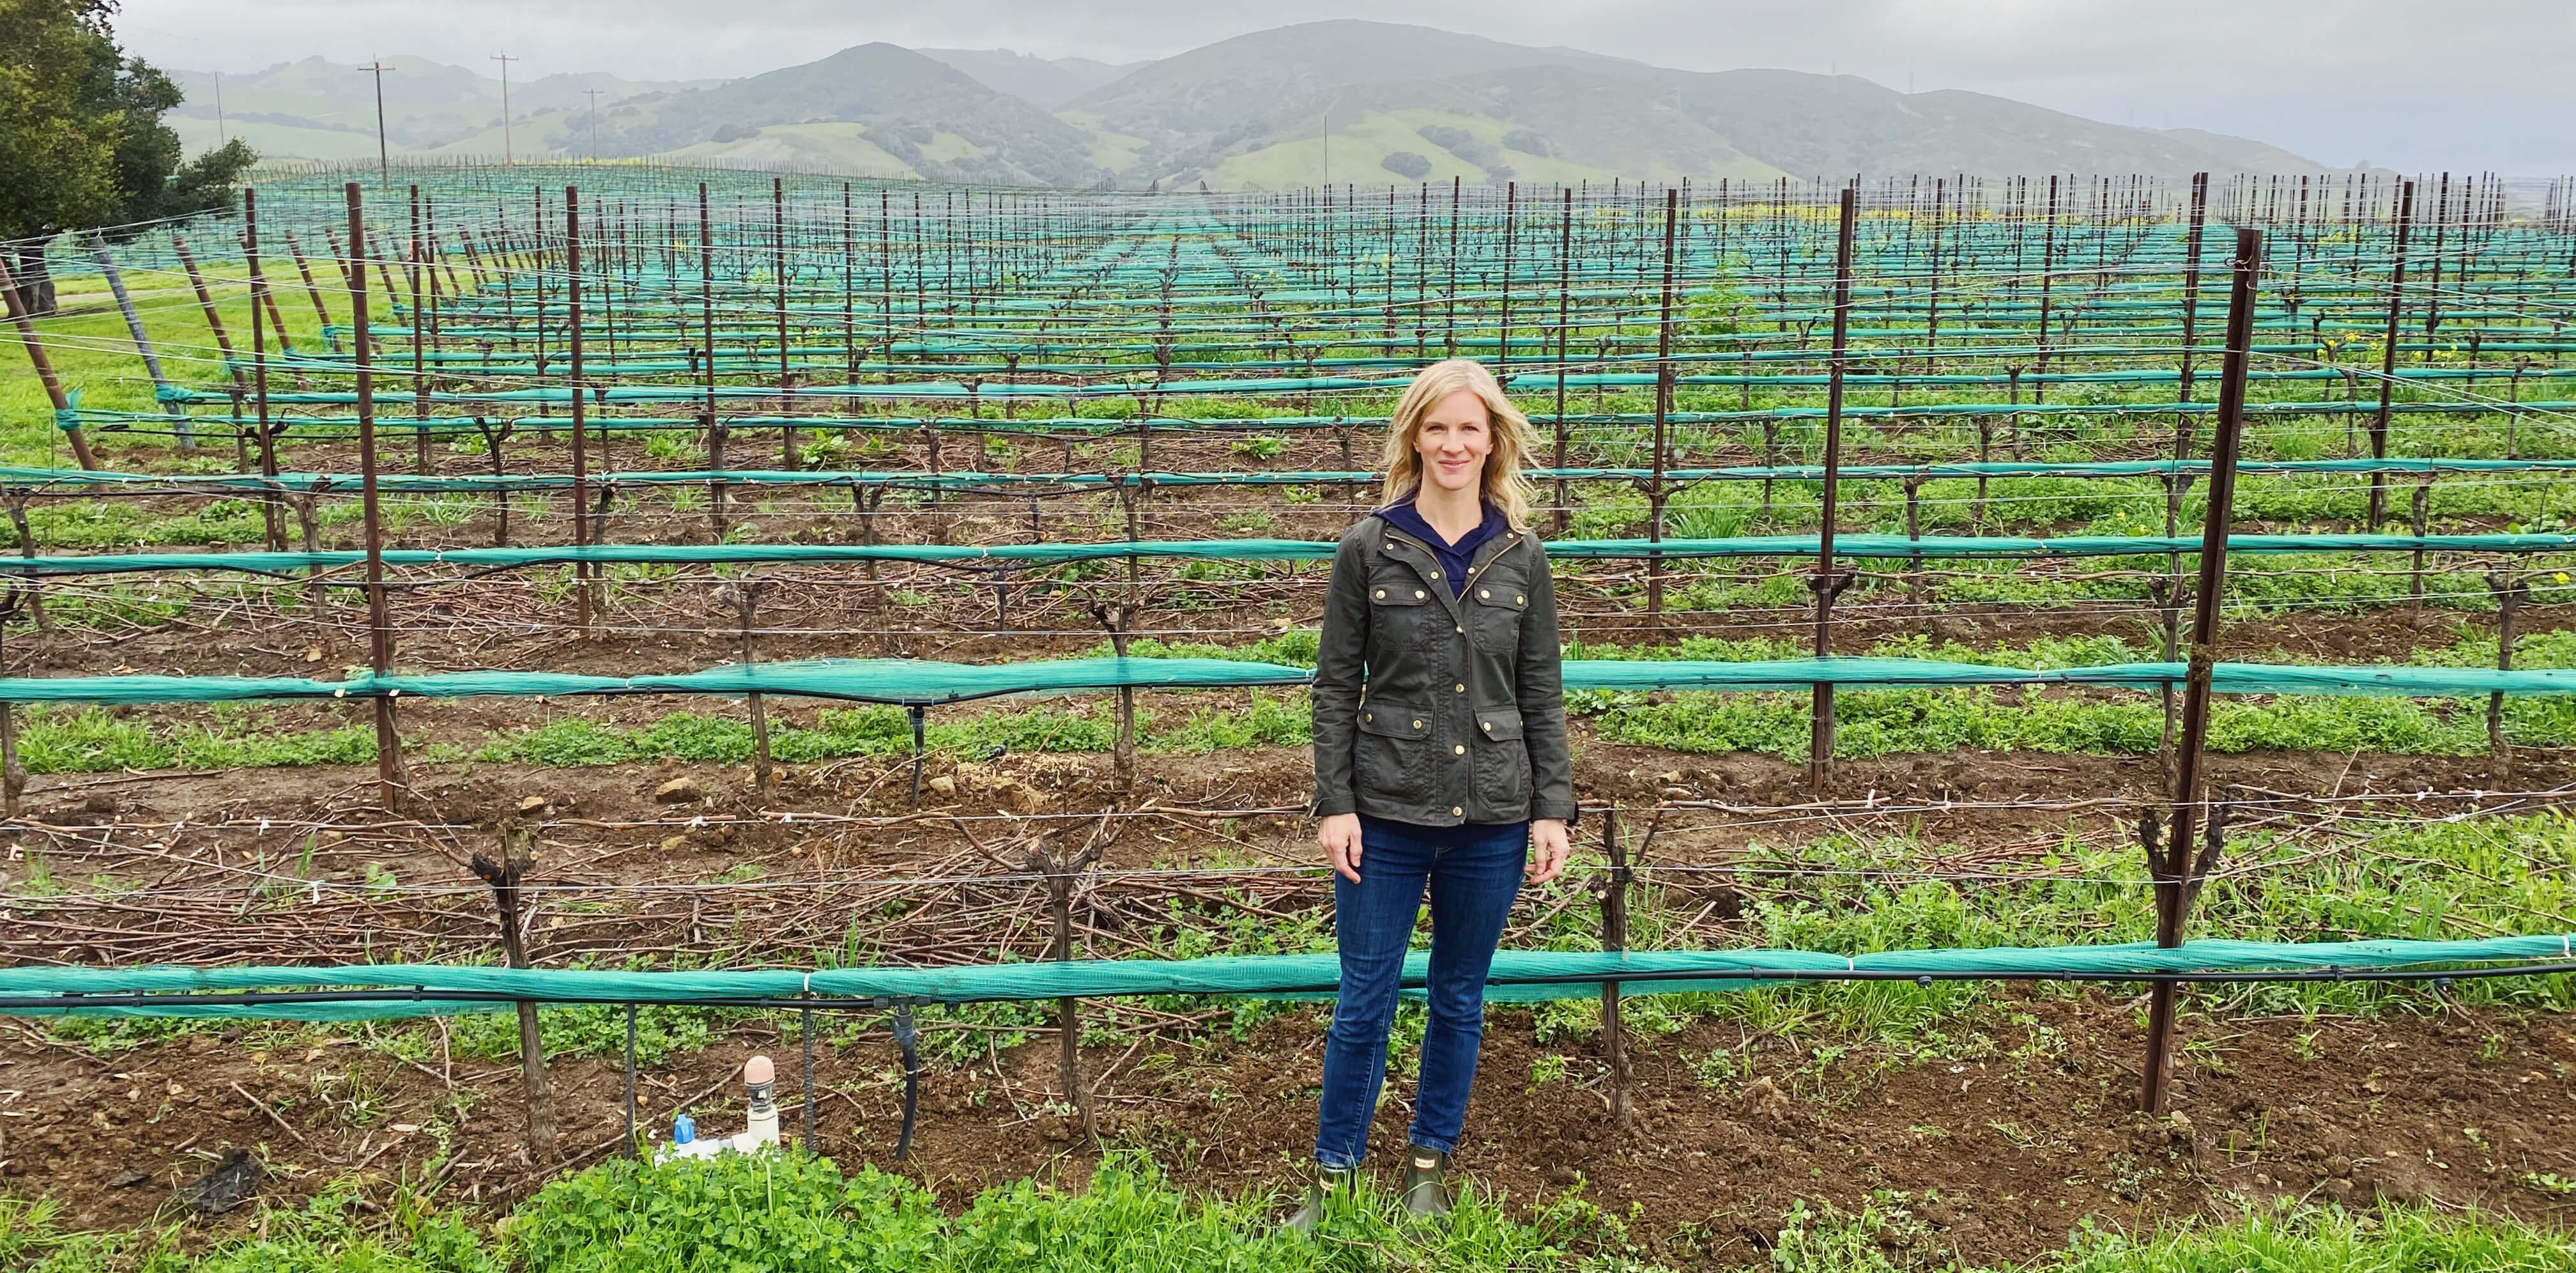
[{"xmin": 179, "ymin": 1148, "xmax": 261, "ymax": 1215}]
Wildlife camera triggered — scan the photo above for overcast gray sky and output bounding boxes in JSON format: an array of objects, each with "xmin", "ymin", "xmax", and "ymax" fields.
[{"xmin": 117, "ymin": 0, "xmax": 2576, "ymax": 173}]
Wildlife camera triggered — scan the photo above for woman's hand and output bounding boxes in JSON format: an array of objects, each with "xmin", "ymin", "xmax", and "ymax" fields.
[
  {"xmin": 1527, "ymin": 818, "xmax": 1572, "ymax": 883},
  {"xmin": 1318, "ymin": 813, "xmax": 1365, "ymax": 883}
]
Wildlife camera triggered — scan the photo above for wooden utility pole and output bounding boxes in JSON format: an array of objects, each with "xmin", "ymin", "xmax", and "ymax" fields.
[
  {"xmin": 366, "ymin": 59, "xmax": 395, "ymax": 190},
  {"xmin": 491, "ymin": 52, "xmax": 518, "ymax": 165}
]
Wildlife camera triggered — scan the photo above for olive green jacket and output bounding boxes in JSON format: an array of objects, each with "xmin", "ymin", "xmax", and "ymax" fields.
[{"xmin": 1310, "ymin": 513, "xmax": 1577, "ymax": 827}]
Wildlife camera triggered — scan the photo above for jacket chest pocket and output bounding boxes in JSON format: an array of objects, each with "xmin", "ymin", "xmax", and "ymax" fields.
[
  {"xmin": 1466, "ymin": 575, "xmax": 1530, "ymax": 654},
  {"xmin": 1367, "ymin": 569, "xmax": 1447, "ymax": 655},
  {"xmin": 1354, "ymin": 700, "xmax": 1434, "ymax": 803}
]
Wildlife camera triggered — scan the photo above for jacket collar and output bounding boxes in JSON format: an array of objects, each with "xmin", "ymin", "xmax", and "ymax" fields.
[{"xmin": 1370, "ymin": 514, "xmax": 1528, "ymax": 615}]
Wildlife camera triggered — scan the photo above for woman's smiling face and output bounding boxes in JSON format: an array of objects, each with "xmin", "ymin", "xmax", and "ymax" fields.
[{"xmin": 1414, "ymin": 389, "xmax": 1492, "ymax": 494}]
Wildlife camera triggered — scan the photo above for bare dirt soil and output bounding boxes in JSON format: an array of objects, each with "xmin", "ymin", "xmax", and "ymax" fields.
[
  {"xmin": 4, "ymin": 989, "xmax": 2569, "ymax": 1268},
  {"xmin": 8, "ymin": 436, "xmax": 2570, "ymax": 1260}
]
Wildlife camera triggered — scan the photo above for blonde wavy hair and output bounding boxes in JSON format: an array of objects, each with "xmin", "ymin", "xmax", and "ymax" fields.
[{"xmin": 1379, "ymin": 359, "xmax": 1540, "ymax": 530}]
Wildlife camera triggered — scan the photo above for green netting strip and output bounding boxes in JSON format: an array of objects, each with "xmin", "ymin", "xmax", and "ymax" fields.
[
  {"xmin": 1568, "ymin": 658, "xmax": 2576, "ymax": 698},
  {"xmin": 6, "ymin": 456, "xmax": 2572, "ymax": 495},
  {"xmin": 2, "ymin": 656, "xmax": 2573, "ymax": 707},
  {"xmin": 1, "ymin": 936, "xmax": 2563, "ymax": 1021},
  {"xmin": 10, "ymin": 532, "xmax": 2576, "ymax": 578},
  {"xmin": 93, "ymin": 401, "xmax": 2576, "ymax": 436}
]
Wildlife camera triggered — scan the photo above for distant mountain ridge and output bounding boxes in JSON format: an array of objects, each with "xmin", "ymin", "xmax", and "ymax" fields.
[
  {"xmin": 1071, "ymin": 21, "xmax": 2333, "ymax": 189},
  {"xmin": 1068, "ymin": 23, "xmax": 1628, "ymax": 148},
  {"xmin": 170, "ymin": 21, "xmax": 2340, "ymax": 187}
]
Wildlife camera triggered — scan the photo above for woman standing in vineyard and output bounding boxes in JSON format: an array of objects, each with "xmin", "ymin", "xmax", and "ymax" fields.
[{"xmin": 1294, "ymin": 359, "xmax": 1576, "ymax": 1229}]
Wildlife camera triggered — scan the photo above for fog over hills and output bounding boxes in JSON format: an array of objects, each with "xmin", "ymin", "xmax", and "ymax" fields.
[
  {"xmin": 170, "ymin": 19, "xmax": 2340, "ymax": 187},
  {"xmin": 917, "ymin": 49, "xmax": 1151, "ymax": 111}
]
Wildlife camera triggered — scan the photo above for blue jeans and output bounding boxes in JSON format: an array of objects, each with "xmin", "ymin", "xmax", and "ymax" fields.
[{"xmin": 1314, "ymin": 814, "xmax": 1527, "ymax": 1169}]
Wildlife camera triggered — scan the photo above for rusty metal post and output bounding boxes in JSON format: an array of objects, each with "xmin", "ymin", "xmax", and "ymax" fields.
[
  {"xmin": 567, "ymin": 186, "xmax": 594, "ymax": 637},
  {"xmin": 2168, "ymin": 172, "xmax": 2211, "ymax": 638},
  {"xmin": 700, "ymin": 183, "xmax": 727, "ymax": 540},
  {"xmin": 347, "ymin": 183, "xmax": 407, "ymax": 811},
  {"xmin": 169, "ymin": 235, "xmax": 245, "ymax": 399},
  {"xmin": 1646, "ymin": 188, "xmax": 1680, "ymax": 620},
  {"xmin": 282, "ymin": 229, "xmax": 337, "ymax": 351},
  {"xmin": 1807, "ymin": 183, "xmax": 1859, "ymax": 792},
  {"xmin": 774, "ymin": 176, "xmax": 797, "ymax": 470},
  {"xmin": 1445, "ymin": 175, "xmax": 1461, "ymax": 356},
  {"xmin": 244, "ymin": 190, "xmax": 285, "ymax": 551},
  {"xmin": 2368, "ymin": 181, "xmax": 2416, "ymax": 528},
  {"xmin": 0, "ymin": 598, "xmax": 19, "ymax": 818},
  {"xmin": 1554, "ymin": 187, "xmax": 1574, "ymax": 534},
  {"xmin": 2035, "ymin": 176, "xmax": 2058, "ymax": 399},
  {"xmin": 1498, "ymin": 180, "xmax": 1515, "ymax": 373},
  {"xmin": 410, "ymin": 185, "xmax": 431, "ymax": 474},
  {"xmin": 2142, "ymin": 225, "xmax": 2262, "ymax": 1115},
  {"xmin": 2176, "ymin": 173, "xmax": 2210, "ymax": 402}
]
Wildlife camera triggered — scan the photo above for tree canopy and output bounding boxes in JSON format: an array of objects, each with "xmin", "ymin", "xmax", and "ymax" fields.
[{"xmin": 1, "ymin": 0, "xmax": 255, "ymax": 308}]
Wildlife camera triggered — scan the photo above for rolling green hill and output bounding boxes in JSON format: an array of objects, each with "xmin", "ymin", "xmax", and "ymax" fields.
[
  {"xmin": 167, "ymin": 57, "xmax": 710, "ymax": 162},
  {"xmin": 1066, "ymin": 21, "xmax": 1625, "ymax": 149},
  {"xmin": 172, "ymin": 22, "xmax": 2338, "ymax": 188},
  {"xmin": 1082, "ymin": 21, "xmax": 2335, "ymax": 190},
  {"xmin": 584, "ymin": 43, "xmax": 1105, "ymax": 186}
]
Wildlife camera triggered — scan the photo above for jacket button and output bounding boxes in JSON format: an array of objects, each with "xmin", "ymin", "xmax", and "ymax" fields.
[
  {"xmin": 1454, "ymin": 683, "xmax": 1465, "ymax": 693},
  {"xmin": 1453, "ymin": 744, "xmax": 1464, "ymax": 755},
  {"xmin": 1451, "ymin": 806, "xmax": 1463, "ymax": 817},
  {"xmin": 1455, "ymin": 625, "xmax": 1464, "ymax": 634},
  {"xmin": 1430, "ymin": 569, "xmax": 1441, "ymax": 578},
  {"xmin": 1413, "ymin": 589, "xmax": 1425, "ymax": 599},
  {"xmin": 1411, "ymin": 720, "xmax": 1423, "ymax": 729},
  {"xmin": 1482, "ymin": 720, "xmax": 1492, "ymax": 730},
  {"xmin": 1363, "ymin": 713, "xmax": 1373, "ymax": 723},
  {"xmin": 1478, "ymin": 589, "xmax": 1491, "ymax": 599},
  {"xmin": 1515, "ymin": 595, "xmax": 1525, "ymax": 605},
  {"xmin": 1373, "ymin": 589, "xmax": 1385, "ymax": 599}
]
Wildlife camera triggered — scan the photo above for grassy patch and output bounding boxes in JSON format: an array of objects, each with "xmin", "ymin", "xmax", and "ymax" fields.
[{"xmin": 10, "ymin": 1152, "xmax": 2575, "ymax": 1272}]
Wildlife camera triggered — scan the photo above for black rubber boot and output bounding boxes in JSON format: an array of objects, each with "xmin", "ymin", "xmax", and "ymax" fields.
[
  {"xmin": 1284, "ymin": 1165, "xmax": 1358, "ymax": 1235},
  {"xmin": 1399, "ymin": 1148, "xmax": 1453, "ymax": 1220}
]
